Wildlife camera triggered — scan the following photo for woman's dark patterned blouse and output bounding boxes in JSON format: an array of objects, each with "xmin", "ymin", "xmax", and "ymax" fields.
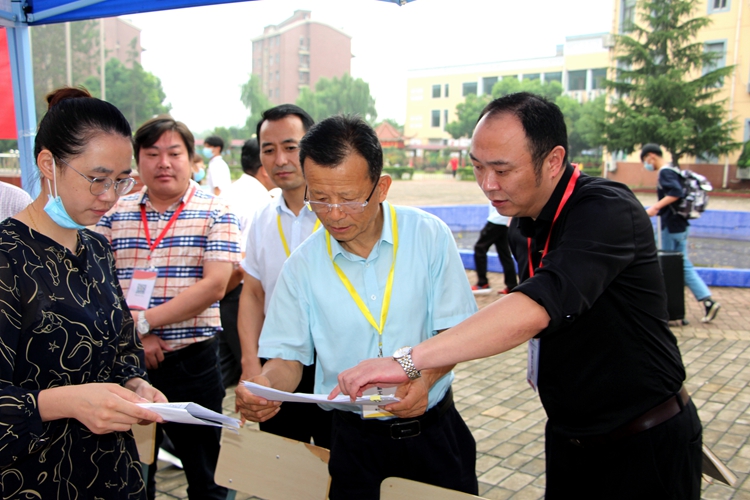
[{"xmin": 0, "ymin": 218, "xmax": 148, "ymax": 499}]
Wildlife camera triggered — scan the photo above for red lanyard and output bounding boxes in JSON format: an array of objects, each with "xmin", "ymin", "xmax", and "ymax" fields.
[
  {"xmin": 527, "ymin": 168, "xmax": 580, "ymax": 277},
  {"xmin": 140, "ymin": 186, "xmax": 195, "ymax": 260}
]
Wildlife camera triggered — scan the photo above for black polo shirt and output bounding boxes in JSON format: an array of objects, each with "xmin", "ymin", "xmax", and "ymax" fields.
[{"xmin": 509, "ymin": 164, "xmax": 686, "ymax": 436}]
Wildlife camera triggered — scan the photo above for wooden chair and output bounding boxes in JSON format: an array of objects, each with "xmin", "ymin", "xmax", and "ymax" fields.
[
  {"xmin": 133, "ymin": 422, "xmax": 156, "ymax": 485},
  {"xmin": 380, "ymin": 477, "xmax": 488, "ymax": 500},
  {"xmin": 215, "ymin": 427, "xmax": 331, "ymax": 500}
]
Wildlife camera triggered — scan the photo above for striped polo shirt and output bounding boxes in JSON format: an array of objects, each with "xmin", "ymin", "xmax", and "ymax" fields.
[{"xmin": 97, "ymin": 181, "xmax": 241, "ymax": 348}]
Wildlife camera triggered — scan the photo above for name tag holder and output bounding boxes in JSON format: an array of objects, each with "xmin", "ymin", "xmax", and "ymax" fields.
[{"xmin": 126, "ymin": 268, "xmax": 157, "ymax": 310}]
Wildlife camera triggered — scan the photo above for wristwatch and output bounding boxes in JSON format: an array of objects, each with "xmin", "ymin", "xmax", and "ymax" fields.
[
  {"xmin": 393, "ymin": 346, "xmax": 421, "ymax": 380},
  {"xmin": 137, "ymin": 310, "xmax": 151, "ymax": 335}
]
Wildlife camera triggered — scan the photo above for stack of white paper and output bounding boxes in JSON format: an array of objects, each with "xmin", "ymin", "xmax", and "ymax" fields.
[
  {"xmin": 139, "ymin": 402, "xmax": 240, "ymax": 430},
  {"xmin": 242, "ymin": 381, "xmax": 400, "ymax": 405}
]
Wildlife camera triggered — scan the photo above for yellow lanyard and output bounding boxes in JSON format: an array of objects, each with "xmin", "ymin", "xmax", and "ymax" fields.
[
  {"xmin": 277, "ymin": 214, "xmax": 321, "ymax": 258},
  {"xmin": 326, "ymin": 203, "xmax": 398, "ymax": 357}
]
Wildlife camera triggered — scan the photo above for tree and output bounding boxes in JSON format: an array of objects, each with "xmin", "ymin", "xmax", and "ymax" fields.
[
  {"xmin": 84, "ymin": 58, "xmax": 170, "ymax": 129},
  {"xmin": 240, "ymin": 74, "xmax": 273, "ymax": 136},
  {"xmin": 30, "ymin": 20, "xmax": 100, "ymax": 122},
  {"xmin": 445, "ymin": 93, "xmax": 491, "ymax": 139},
  {"xmin": 605, "ymin": 0, "xmax": 738, "ymax": 166},
  {"xmin": 554, "ymin": 95, "xmax": 607, "ymax": 158},
  {"xmin": 491, "ymin": 78, "xmax": 563, "ymax": 102},
  {"xmin": 295, "ymin": 73, "xmax": 377, "ymax": 124},
  {"xmin": 445, "ymin": 79, "xmax": 565, "ymax": 140}
]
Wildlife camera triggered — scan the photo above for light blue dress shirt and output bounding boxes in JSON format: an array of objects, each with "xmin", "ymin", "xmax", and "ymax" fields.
[{"xmin": 259, "ymin": 201, "xmax": 478, "ymax": 413}]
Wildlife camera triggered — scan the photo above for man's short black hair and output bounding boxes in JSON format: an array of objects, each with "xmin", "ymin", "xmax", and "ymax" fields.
[
  {"xmin": 256, "ymin": 104, "xmax": 314, "ymax": 142},
  {"xmin": 299, "ymin": 115, "xmax": 382, "ymax": 185},
  {"xmin": 204, "ymin": 135, "xmax": 224, "ymax": 152},
  {"xmin": 478, "ymin": 92, "xmax": 569, "ymax": 179},
  {"xmin": 134, "ymin": 115, "xmax": 194, "ymax": 165},
  {"xmin": 640, "ymin": 143, "xmax": 663, "ymax": 161},
  {"xmin": 241, "ymin": 138, "xmax": 262, "ymax": 176}
]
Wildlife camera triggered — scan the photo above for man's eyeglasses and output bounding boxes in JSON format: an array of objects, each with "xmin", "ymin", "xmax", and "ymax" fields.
[
  {"xmin": 58, "ymin": 157, "xmax": 136, "ymax": 196},
  {"xmin": 304, "ymin": 182, "xmax": 378, "ymax": 215}
]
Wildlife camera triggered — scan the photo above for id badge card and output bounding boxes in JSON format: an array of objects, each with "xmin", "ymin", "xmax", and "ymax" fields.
[
  {"xmin": 126, "ymin": 269, "xmax": 157, "ymax": 310},
  {"xmin": 527, "ymin": 338, "xmax": 540, "ymax": 392},
  {"xmin": 361, "ymin": 386, "xmax": 397, "ymax": 419}
]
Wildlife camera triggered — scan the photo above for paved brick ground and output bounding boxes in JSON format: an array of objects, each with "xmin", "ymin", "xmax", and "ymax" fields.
[
  {"xmin": 154, "ymin": 272, "xmax": 750, "ymax": 500},
  {"xmin": 154, "ymin": 178, "xmax": 750, "ymax": 499}
]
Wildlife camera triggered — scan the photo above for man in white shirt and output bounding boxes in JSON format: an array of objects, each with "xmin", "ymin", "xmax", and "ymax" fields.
[
  {"xmin": 203, "ymin": 135, "xmax": 232, "ymax": 196},
  {"xmin": 236, "ymin": 104, "xmax": 331, "ymax": 448}
]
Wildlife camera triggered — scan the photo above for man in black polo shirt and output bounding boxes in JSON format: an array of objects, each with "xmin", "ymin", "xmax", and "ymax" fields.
[{"xmin": 335, "ymin": 92, "xmax": 703, "ymax": 499}]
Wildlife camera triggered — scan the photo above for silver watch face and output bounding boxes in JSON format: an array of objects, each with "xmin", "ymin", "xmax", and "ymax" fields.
[{"xmin": 393, "ymin": 347, "xmax": 410, "ymax": 358}]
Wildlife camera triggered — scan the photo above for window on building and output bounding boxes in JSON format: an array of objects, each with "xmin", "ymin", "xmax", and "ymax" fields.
[
  {"xmin": 568, "ymin": 70, "xmax": 587, "ymax": 91},
  {"xmin": 545, "ymin": 72, "xmax": 562, "ymax": 84},
  {"xmin": 522, "ymin": 73, "xmax": 540, "ymax": 81},
  {"xmin": 481, "ymin": 77, "xmax": 498, "ymax": 95},
  {"xmin": 444, "ymin": 110, "xmax": 448, "ymax": 129},
  {"xmin": 276, "ymin": 71, "xmax": 279, "ymax": 81},
  {"xmin": 269, "ymin": 56, "xmax": 273, "ymax": 66},
  {"xmin": 708, "ymin": 0, "xmax": 729, "ymax": 13},
  {"xmin": 462, "ymin": 82, "xmax": 478, "ymax": 96},
  {"xmin": 432, "ymin": 84, "xmax": 441, "ymax": 98},
  {"xmin": 591, "ymin": 68, "xmax": 607, "ymax": 89},
  {"xmin": 620, "ymin": 0, "xmax": 636, "ymax": 32},
  {"xmin": 703, "ymin": 41, "xmax": 727, "ymax": 86},
  {"xmin": 444, "ymin": 84, "xmax": 449, "ymax": 98},
  {"xmin": 276, "ymin": 54, "xmax": 280, "ymax": 64},
  {"xmin": 431, "ymin": 110, "xmax": 440, "ymax": 128}
]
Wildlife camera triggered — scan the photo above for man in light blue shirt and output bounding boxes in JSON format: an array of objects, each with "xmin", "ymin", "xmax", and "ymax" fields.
[{"xmin": 235, "ymin": 115, "xmax": 478, "ymax": 499}]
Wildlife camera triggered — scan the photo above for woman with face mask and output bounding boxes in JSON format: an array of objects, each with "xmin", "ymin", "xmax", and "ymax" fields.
[{"xmin": 0, "ymin": 87, "xmax": 167, "ymax": 498}]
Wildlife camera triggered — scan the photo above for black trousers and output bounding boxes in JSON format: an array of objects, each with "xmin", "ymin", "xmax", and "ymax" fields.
[
  {"xmin": 545, "ymin": 399, "xmax": 703, "ymax": 499},
  {"xmin": 259, "ymin": 360, "xmax": 332, "ymax": 448},
  {"xmin": 146, "ymin": 338, "xmax": 227, "ymax": 500},
  {"xmin": 327, "ymin": 401, "xmax": 477, "ymax": 500},
  {"xmin": 218, "ymin": 283, "xmax": 243, "ymax": 387},
  {"xmin": 473, "ymin": 221, "xmax": 517, "ymax": 288}
]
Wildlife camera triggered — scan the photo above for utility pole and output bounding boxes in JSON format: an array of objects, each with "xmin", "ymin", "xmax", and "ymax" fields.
[{"xmin": 64, "ymin": 22, "xmax": 71, "ymax": 86}]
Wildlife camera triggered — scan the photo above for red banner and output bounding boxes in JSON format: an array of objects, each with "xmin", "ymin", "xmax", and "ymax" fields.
[{"xmin": 0, "ymin": 28, "xmax": 17, "ymax": 140}]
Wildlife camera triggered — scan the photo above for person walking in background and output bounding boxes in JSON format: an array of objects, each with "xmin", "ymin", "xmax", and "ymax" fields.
[
  {"xmin": 641, "ymin": 143, "xmax": 721, "ymax": 323},
  {"xmin": 450, "ymin": 155, "xmax": 459, "ymax": 178},
  {"xmin": 97, "ymin": 116, "xmax": 240, "ymax": 500},
  {"xmin": 472, "ymin": 202, "xmax": 517, "ymax": 295},
  {"xmin": 0, "ymin": 180, "xmax": 32, "ymax": 219},
  {"xmin": 0, "ymin": 87, "xmax": 166, "ymax": 499},
  {"xmin": 203, "ymin": 135, "xmax": 231, "ymax": 196}
]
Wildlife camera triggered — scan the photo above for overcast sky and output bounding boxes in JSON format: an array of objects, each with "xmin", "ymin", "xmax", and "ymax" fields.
[{"xmin": 126, "ymin": 0, "xmax": 613, "ymax": 133}]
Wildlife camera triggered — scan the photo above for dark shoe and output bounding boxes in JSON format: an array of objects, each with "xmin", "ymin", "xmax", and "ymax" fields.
[
  {"xmin": 701, "ymin": 299, "xmax": 721, "ymax": 323},
  {"xmin": 497, "ymin": 287, "xmax": 511, "ymax": 295}
]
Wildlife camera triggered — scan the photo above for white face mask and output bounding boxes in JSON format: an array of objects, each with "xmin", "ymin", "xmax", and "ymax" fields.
[
  {"xmin": 644, "ymin": 162, "xmax": 655, "ymax": 172},
  {"xmin": 43, "ymin": 157, "xmax": 86, "ymax": 230}
]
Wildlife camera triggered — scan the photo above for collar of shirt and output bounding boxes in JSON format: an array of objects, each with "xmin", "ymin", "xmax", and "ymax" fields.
[
  {"xmin": 138, "ymin": 180, "xmax": 198, "ymax": 211},
  {"xmin": 327, "ymin": 201, "xmax": 394, "ymax": 263},
  {"xmin": 518, "ymin": 163, "xmax": 576, "ymax": 238}
]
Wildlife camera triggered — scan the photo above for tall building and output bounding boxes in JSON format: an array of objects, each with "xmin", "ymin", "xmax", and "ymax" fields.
[
  {"xmin": 251, "ymin": 10, "xmax": 352, "ymax": 105},
  {"xmin": 404, "ymin": 33, "xmax": 611, "ymax": 147},
  {"xmin": 103, "ymin": 17, "xmax": 142, "ymax": 67}
]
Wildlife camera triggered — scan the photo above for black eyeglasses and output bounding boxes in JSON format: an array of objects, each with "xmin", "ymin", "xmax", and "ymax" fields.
[
  {"xmin": 58, "ymin": 157, "xmax": 136, "ymax": 196},
  {"xmin": 304, "ymin": 182, "xmax": 378, "ymax": 214}
]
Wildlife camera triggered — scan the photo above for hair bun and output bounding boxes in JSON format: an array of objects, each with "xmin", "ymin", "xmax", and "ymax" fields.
[{"xmin": 46, "ymin": 87, "xmax": 93, "ymax": 109}]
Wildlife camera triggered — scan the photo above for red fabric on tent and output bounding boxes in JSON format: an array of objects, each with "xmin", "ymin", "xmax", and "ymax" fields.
[{"xmin": 0, "ymin": 28, "xmax": 17, "ymax": 140}]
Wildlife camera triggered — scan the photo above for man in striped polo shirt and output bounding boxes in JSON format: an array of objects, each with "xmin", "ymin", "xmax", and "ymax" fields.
[{"xmin": 97, "ymin": 116, "xmax": 241, "ymax": 500}]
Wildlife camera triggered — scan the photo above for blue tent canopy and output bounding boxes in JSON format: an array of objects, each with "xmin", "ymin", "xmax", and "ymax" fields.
[{"xmin": 1, "ymin": 0, "xmax": 413, "ymax": 194}]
